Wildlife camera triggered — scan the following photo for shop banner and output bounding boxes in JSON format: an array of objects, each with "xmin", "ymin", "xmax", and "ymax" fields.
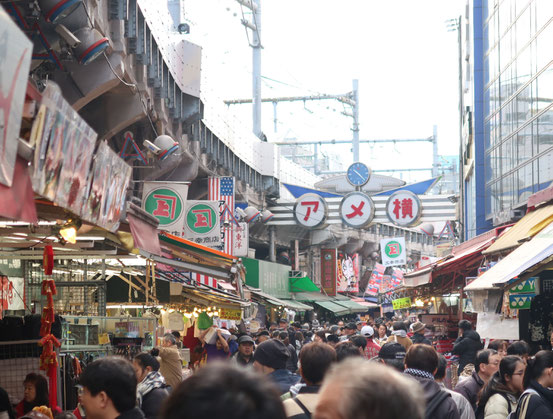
[
  {"xmin": 337, "ymin": 252, "xmax": 359, "ymax": 293},
  {"xmin": 509, "ymin": 277, "xmax": 537, "ymax": 294},
  {"xmin": 366, "ymin": 263, "xmax": 384, "ymax": 296},
  {"xmin": 320, "ymin": 249, "xmax": 337, "ymax": 296},
  {"xmin": 1, "ymin": 276, "xmax": 24, "ymax": 315},
  {"xmin": 509, "ymin": 293, "xmax": 535, "ymax": 310},
  {"xmin": 219, "ymin": 308, "xmax": 242, "ymax": 321},
  {"xmin": 380, "ymin": 237, "xmax": 407, "ymax": 267},
  {"xmin": 182, "ymin": 200, "xmax": 221, "ymax": 246},
  {"xmin": 233, "ymin": 222, "xmax": 249, "ymax": 257},
  {"xmin": 392, "ymin": 297, "xmax": 412, "ymax": 310},
  {"xmin": 0, "ymin": 8, "xmax": 32, "ymax": 187},
  {"xmin": 143, "ymin": 182, "xmax": 189, "ymax": 237}
]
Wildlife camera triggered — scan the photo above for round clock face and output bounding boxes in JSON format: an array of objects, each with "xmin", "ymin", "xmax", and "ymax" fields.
[{"xmin": 346, "ymin": 162, "xmax": 370, "ymax": 186}]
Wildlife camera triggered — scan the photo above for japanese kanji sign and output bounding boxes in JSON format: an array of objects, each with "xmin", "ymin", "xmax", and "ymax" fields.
[
  {"xmin": 380, "ymin": 237, "xmax": 407, "ymax": 267},
  {"xmin": 293, "ymin": 193, "xmax": 328, "ymax": 228},
  {"xmin": 182, "ymin": 200, "xmax": 221, "ymax": 247},
  {"xmin": 385, "ymin": 191, "xmax": 422, "ymax": 227},
  {"xmin": 392, "ymin": 297, "xmax": 412, "ymax": 310},
  {"xmin": 143, "ymin": 182, "xmax": 189, "ymax": 236},
  {"xmin": 232, "ymin": 222, "xmax": 249, "ymax": 257},
  {"xmin": 339, "ymin": 192, "xmax": 375, "ymax": 229},
  {"xmin": 320, "ymin": 249, "xmax": 337, "ymax": 296}
]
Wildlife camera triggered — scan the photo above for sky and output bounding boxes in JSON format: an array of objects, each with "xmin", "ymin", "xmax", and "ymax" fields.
[{"xmin": 184, "ymin": 0, "xmax": 465, "ymax": 183}]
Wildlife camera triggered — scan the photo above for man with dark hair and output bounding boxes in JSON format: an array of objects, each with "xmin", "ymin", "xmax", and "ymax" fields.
[
  {"xmin": 339, "ymin": 323, "xmax": 358, "ymax": 341},
  {"xmin": 79, "ymin": 357, "xmax": 144, "ymax": 419},
  {"xmin": 454, "ymin": 349, "xmax": 499, "ymax": 412},
  {"xmin": 404, "ymin": 344, "xmax": 460, "ymax": 419},
  {"xmin": 253, "ymin": 339, "xmax": 300, "ymax": 394},
  {"xmin": 434, "ymin": 355, "xmax": 475, "ymax": 419},
  {"xmin": 350, "ymin": 335, "xmax": 367, "ymax": 355},
  {"xmin": 161, "ymin": 363, "xmax": 286, "ymax": 419},
  {"xmin": 133, "ymin": 353, "xmax": 169, "ymax": 419},
  {"xmin": 506, "ymin": 340, "xmax": 530, "ymax": 363},
  {"xmin": 452, "ymin": 320, "xmax": 482, "ymax": 375},
  {"xmin": 282, "ymin": 343, "xmax": 336, "ymax": 419},
  {"xmin": 278, "ymin": 331, "xmax": 298, "ymax": 372},
  {"xmin": 257, "ymin": 330, "xmax": 270, "ymax": 344},
  {"xmin": 315, "ymin": 359, "xmax": 425, "ymax": 419},
  {"xmin": 335, "ymin": 341, "xmax": 363, "ymax": 362},
  {"xmin": 326, "ymin": 334, "xmax": 340, "ymax": 347},
  {"xmin": 232, "ymin": 335, "xmax": 255, "ymax": 366},
  {"xmin": 373, "ymin": 342, "xmax": 406, "ymax": 372}
]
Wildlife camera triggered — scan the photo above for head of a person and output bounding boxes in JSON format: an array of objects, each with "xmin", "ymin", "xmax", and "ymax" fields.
[
  {"xmin": 162, "ymin": 333, "xmax": 177, "ymax": 348},
  {"xmin": 161, "ymin": 363, "xmax": 286, "ymax": 419},
  {"xmin": 79, "ymin": 357, "xmax": 137, "ymax": 419},
  {"xmin": 291, "ymin": 322, "xmax": 301, "ymax": 331},
  {"xmin": 315, "ymin": 359, "xmax": 424, "ymax": 419},
  {"xmin": 375, "ymin": 342, "xmax": 406, "ymax": 372},
  {"xmin": 314, "ymin": 330, "xmax": 327, "ymax": 344},
  {"xmin": 271, "ymin": 330, "xmax": 280, "ymax": 339},
  {"xmin": 298, "ymin": 342, "xmax": 336, "ymax": 386},
  {"xmin": 278, "ymin": 318, "xmax": 288, "ymax": 329},
  {"xmin": 507, "ymin": 341, "xmax": 530, "ymax": 363},
  {"xmin": 378, "ymin": 324, "xmax": 387, "ymax": 338},
  {"xmin": 171, "ymin": 331, "xmax": 181, "ymax": 341},
  {"xmin": 344, "ymin": 323, "xmax": 357, "ymax": 336},
  {"xmin": 278, "ymin": 331, "xmax": 289, "ymax": 345},
  {"xmin": 335, "ymin": 341, "xmax": 363, "ymax": 362},
  {"xmin": 269, "ymin": 322, "xmax": 278, "ymax": 331},
  {"xmin": 257, "ymin": 330, "xmax": 270, "ymax": 344},
  {"xmin": 238, "ymin": 335, "xmax": 255, "ymax": 357},
  {"xmin": 488, "ymin": 340, "xmax": 508, "ymax": 359},
  {"xmin": 479, "ymin": 355, "xmax": 525, "ymax": 410},
  {"xmin": 252, "ymin": 339, "xmax": 289, "ymax": 374},
  {"xmin": 350, "ymin": 335, "xmax": 367, "ymax": 354},
  {"xmin": 360, "ymin": 326, "xmax": 374, "ymax": 341},
  {"xmin": 404, "ymin": 344, "xmax": 438, "ymax": 374},
  {"xmin": 356, "ymin": 321, "xmax": 363, "ymax": 331},
  {"xmin": 411, "ymin": 322, "xmax": 425, "ymax": 335},
  {"xmin": 326, "ymin": 334, "xmax": 340, "ymax": 347},
  {"xmin": 337, "ymin": 321, "xmax": 345, "ymax": 328},
  {"xmin": 458, "ymin": 320, "xmax": 472, "ymax": 334},
  {"xmin": 392, "ymin": 321, "xmax": 407, "ymax": 332},
  {"xmin": 329, "ymin": 325, "xmax": 340, "ymax": 336},
  {"xmin": 295, "ymin": 331, "xmax": 304, "ymax": 343},
  {"xmin": 524, "ymin": 350, "xmax": 553, "ymax": 389},
  {"xmin": 23, "ymin": 373, "xmax": 49, "ymax": 405},
  {"xmin": 475, "ymin": 349, "xmax": 500, "ymax": 380},
  {"xmin": 434, "ymin": 355, "xmax": 448, "ymax": 382},
  {"xmin": 133, "ymin": 353, "xmax": 161, "ymax": 383}
]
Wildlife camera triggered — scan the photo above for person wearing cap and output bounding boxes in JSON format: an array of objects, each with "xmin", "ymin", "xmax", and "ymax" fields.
[
  {"xmin": 256, "ymin": 330, "xmax": 270, "ymax": 344},
  {"xmin": 253, "ymin": 339, "xmax": 300, "ymax": 394},
  {"xmin": 373, "ymin": 342, "xmax": 406, "ymax": 372},
  {"xmin": 411, "ymin": 322, "xmax": 432, "ymax": 345},
  {"xmin": 360, "ymin": 326, "xmax": 381, "ymax": 359},
  {"xmin": 386, "ymin": 321, "xmax": 413, "ymax": 351},
  {"xmin": 232, "ymin": 335, "xmax": 255, "ymax": 367},
  {"xmin": 279, "ymin": 318, "xmax": 288, "ymax": 329},
  {"xmin": 339, "ymin": 323, "xmax": 358, "ymax": 342}
]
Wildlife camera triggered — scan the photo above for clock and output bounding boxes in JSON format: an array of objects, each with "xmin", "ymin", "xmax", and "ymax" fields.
[{"xmin": 346, "ymin": 162, "xmax": 371, "ymax": 186}]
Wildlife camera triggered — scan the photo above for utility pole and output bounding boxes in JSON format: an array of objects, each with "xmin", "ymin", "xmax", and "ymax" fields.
[
  {"xmin": 238, "ymin": 0, "xmax": 263, "ymax": 139},
  {"xmin": 352, "ymin": 80, "xmax": 360, "ymax": 161},
  {"xmin": 432, "ymin": 125, "xmax": 439, "ymax": 177}
]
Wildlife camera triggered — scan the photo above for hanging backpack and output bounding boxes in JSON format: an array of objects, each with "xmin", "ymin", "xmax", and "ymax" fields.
[
  {"xmin": 425, "ymin": 390, "xmax": 452, "ymax": 419},
  {"xmin": 509, "ymin": 388, "xmax": 539, "ymax": 419}
]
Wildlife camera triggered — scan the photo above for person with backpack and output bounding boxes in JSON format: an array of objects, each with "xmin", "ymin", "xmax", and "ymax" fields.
[
  {"xmin": 512, "ymin": 350, "xmax": 553, "ymax": 419},
  {"xmin": 476, "ymin": 355, "xmax": 525, "ymax": 419},
  {"xmin": 404, "ymin": 344, "xmax": 460, "ymax": 419}
]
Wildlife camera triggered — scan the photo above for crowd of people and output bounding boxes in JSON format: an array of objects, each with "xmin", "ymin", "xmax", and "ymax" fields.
[{"xmin": 4, "ymin": 317, "xmax": 553, "ymax": 419}]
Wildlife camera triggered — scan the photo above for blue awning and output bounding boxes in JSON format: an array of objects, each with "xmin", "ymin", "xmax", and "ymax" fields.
[
  {"xmin": 374, "ymin": 177, "xmax": 440, "ymax": 196},
  {"xmin": 283, "ymin": 183, "xmax": 343, "ymax": 199}
]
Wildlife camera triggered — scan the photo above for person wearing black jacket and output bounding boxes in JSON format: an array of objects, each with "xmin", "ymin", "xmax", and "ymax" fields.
[
  {"xmin": 514, "ymin": 350, "xmax": 553, "ymax": 418},
  {"xmin": 453, "ymin": 320, "xmax": 482, "ymax": 375},
  {"xmin": 133, "ymin": 353, "xmax": 170, "ymax": 419}
]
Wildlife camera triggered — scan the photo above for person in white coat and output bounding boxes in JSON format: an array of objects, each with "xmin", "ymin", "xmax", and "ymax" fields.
[{"xmin": 477, "ymin": 355, "xmax": 525, "ymax": 419}]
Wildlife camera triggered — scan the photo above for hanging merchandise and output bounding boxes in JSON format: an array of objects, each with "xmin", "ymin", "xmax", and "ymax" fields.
[
  {"xmin": 39, "ymin": 245, "xmax": 60, "ymax": 412},
  {"xmin": 197, "ymin": 311, "xmax": 213, "ymax": 330},
  {"xmin": 167, "ymin": 311, "xmax": 184, "ymax": 331}
]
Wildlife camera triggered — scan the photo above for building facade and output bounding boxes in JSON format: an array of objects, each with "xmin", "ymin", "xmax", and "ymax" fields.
[{"xmin": 464, "ymin": 0, "xmax": 553, "ymax": 238}]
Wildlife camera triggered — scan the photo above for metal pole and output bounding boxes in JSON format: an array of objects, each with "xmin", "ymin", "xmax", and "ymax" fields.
[
  {"xmin": 352, "ymin": 79, "xmax": 360, "ymax": 162},
  {"xmin": 273, "ymin": 101, "xmax": 277, "ymax": 133},
  {"xmin": 457, "ymin": 16, "xmax": 465, "ymax": 242},
  {"xmin": 269, "ymin": 225, "xmax": 276, "ymax": 262},
  {"xmin": 432, "ymin": 125, "xmax": 439, "ymax": 177},
  {"xmin": 313, "ymin": 142, "xmax": 319, "ymax": 174},
  {"xmin": 252, "ymin": 0, "xmax": 262, "ymax": 139}
]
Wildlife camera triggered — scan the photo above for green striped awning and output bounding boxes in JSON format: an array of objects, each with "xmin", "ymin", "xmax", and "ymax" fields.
[{"xmin": 289, "ymin": 276, "xmax": 320, "ymax": 292}]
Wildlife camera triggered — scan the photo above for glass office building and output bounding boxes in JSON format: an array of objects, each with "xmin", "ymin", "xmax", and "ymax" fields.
[{"xmin": 483, "ymin": 0, "xmax": 553, "ymax": 219}]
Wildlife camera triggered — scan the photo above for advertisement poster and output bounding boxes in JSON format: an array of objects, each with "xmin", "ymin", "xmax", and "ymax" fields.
[
  {"xmin": 181, "ymin": 200, "xmax": 221, "ymax": 247},
  {"xmin": 0, "ymin": 8, "xmax": 32, "ymax": 187},
  {"xmin": 143, "ymin": 181, "xmax": 189, "ymax": 236},
  {"xmin": 0, "ymin": 276, "xmax": 24, "ymax": 318},
  {"xmin": 320, "ymin": 249, "xmax": 337, "ymax": 296},
  {"xmin": 232, "ymin": 222, "xmax": 249, "ymax": 257},
  {"xmin": 337, "ymin": 252, "xmax": 359, "ymax": 293},
  {"xmin": 366, "ymin": 263, "xmax": 384, "ymax": 296},
  {"xmin": 380, "ymin": 237, "xmax": 407, "ymax": 267}
]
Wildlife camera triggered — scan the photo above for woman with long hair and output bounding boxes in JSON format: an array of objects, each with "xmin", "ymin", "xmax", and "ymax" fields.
[
  {"xmin": 15, "ymin": 373, "xmax": 49, "ymax": 418},
  {"xmin": 476, "ymin": 355, "xmax": 525, "ymax": 419},
  {"xmin": 513, "ymin": 350, "xmax": 553, "ymax": 418}
]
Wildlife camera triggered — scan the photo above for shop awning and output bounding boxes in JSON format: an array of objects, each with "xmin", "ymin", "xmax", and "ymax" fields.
[
  {"xmin": 293, "ymin": 292, "xmax": 334, "ymax": 302},
  {"xmin": 313, "ymin": 301, "xmax": 350, "ymax": 316},
  {"xmin": 290, "ymin": 276, "xmax": 320, "ymax": 292},
  {"xmin": 404, "ymin": 268, "xmax": 433, "ymax": 287},
  {"xmin": 351, "ymin": 297, "xmax": 379, "ymax": 308},
  {"xmin": 483, "ymin": 205, "xmax": 553, "ymax": 255},
  {"xmin": 465, "ymin": 221, "xmax": 553, "ymax": 291},
  {"xmin": 333, "ymin": 299, "xmax": 369, "ymax": 313},
  {"xmin": 248, "ymin": 288, "xmax": 313, "ymax": 311}
]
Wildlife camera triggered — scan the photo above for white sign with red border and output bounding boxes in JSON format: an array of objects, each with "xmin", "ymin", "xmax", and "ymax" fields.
[
  {"xmin": 385, "ymin": 191, "xmax": 422, "ymax": 227},
  {"xmin": 339, "ymin": 192, "xmax": 375, "ymax": 228},
  {"xmin": 293, "ymin": 193, "xmax": 328, "ymax": 228}
]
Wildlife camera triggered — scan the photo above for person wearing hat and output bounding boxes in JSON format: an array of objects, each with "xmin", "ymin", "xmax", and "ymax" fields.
[
  {"xmin": 386, "ymin": 321, "xmax": 413, "ymax": 351},
  {"xmin": 340, "ymin": 323, "xmax": 358, "ymax": 342},
  {"xmin": 360, "ymin": 326, "xmax": 381, "ymax": 359},
  {"xmin": 232, "ymin": 335, "xmax": 255, "ymax": 367},
  {"xmin": 253, "ymin": 339, "xmax": 300, "ymax": 394},
  {"xmin": 374, "ymin": 342, "xmax": 407, "ymax": 372},
  {"xmin": 256, "ymin": 330, "xmax": 270, "ymax": 344},
  {"xmin": 411, "ymin": 322, "xmax": 432, "ymax": 345}
]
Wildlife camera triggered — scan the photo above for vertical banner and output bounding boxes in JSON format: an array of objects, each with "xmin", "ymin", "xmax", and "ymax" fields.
[
  {"xmin": 380, "ymin": 237, "xmax": 407, "ymax": 267},
  {"xmin": 337, "ymin": 252, "xmax": 360, "ymax": 293},
  {"xmin": 233, "ymin": 222, "xmax": 249, "ymax": 257},
  {"xmin": 366, "ymin": 263, "xmax": 385, "ymax": 296},
  {"xmin": 208, "ymin": 177, "xmax": 235, "ymax": 255},
  {"xmin": 320, "ymin": 249, "xmax": 337, "ymax": 296},
  {"xmin": 0, "ymin": 8, "xmax": 32, "ymax": 187},
  {"xmin": 142, "ymin": 182, "xmax": 189, "ymax": 236}
]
